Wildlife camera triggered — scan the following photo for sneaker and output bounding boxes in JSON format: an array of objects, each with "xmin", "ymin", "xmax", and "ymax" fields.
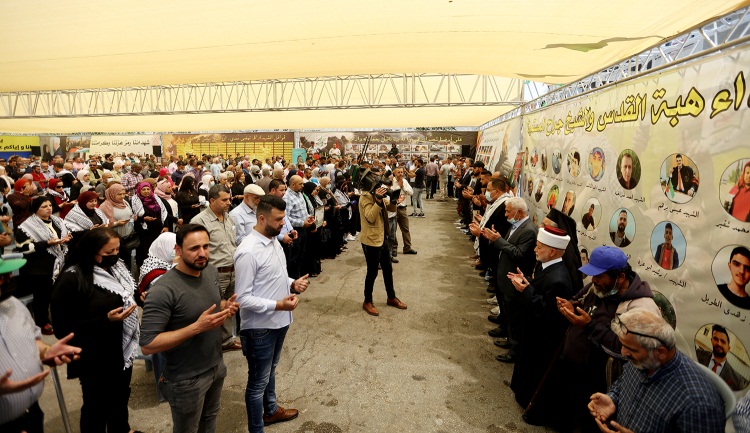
[
  {"xmin": 345, "ymin": 235, "xmax": 356, "ymax": 241},
  {"xmin": 41, "ymin": 324, "xmax": 54, "ymax": 336},
  {"xmin": 409, "ymin": 212, "xmax": 417, "ymax": 217},
  {"xmin": 486, "ymin": 296, "xmax": 498, "ymax": 306},
  {"xmin": 490, "ymin": 306, "xmax": 500, "ymax": 315},
  {"xmin": 417, "ymin": 214, "xmax": 425, "ymax": 218}
]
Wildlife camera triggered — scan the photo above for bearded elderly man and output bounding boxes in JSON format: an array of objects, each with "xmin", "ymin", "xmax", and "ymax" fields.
[
  {"xmin": 505, "ymin": 226, "xmax": 576, "ymax": 415},
  {"xmin": 589, "ymin": 309, "xmax": 724, "ymax": 433},
  {"xmin": 230, "ymin": 184, "xmax": 266, "ymax": 246},
  {"xmin": 533, "ymin": 246, "xmax": 662, "ymax": 432}
]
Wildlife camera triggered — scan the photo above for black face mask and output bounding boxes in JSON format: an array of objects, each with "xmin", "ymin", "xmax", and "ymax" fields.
[{"xmin": 98, "ymin": 254, "xmax": 119, "ymax": 268}]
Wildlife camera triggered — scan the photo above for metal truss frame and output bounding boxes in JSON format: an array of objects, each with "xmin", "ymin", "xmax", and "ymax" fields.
[
  {"xmin": 0, "ymin": 74, "xmax": 522, "ymax": 119},
  {"xmin": 480, "ymin": 5, "xmax": 750, "ymax": 129}
]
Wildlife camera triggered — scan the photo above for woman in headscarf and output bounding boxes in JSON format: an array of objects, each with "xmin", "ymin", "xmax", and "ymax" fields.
[
  {"xmin": 542, "ymin": 207, "xmax": 584, "ymax": 290},
  {"xmin": 285, "ymin": 169, "xmax": 298, "ymax": 185},
  {"xmin": 47, "ymin": 177, "xmax": 74, "ymax": 219},
  {"xmin": 154, "ymin": 179, "xmax": 181, "ymax": 232},
  {"xmin": 175, "ymin": 174, "xmax": 201, "ymax": 223},
  {"xmin": 310, "ymin": 167, "xmax": 321, "ymax": 185},
  {"xmin": 8, "ymin": 178, "xmax": 35, "ymax": 228},
  {"xmin": 15, "ymin": 196, "xmax": 73, "ymax": 335},
  {"xmin": 70, "ymin": 169, "xmax": 91, "ymax": 201},
  {"xmin": 157, "ymin": 167, "xmax": 173, "ymax": 187},
  {"xmin": 302, "ymin": 181, "xmax": 323, "ymax": 277},
  {"xmin": 51, "ymin": 228, "xmax": 141, "ymax": 433},
  {"xmin": 99, "ymin": 183, "xmax": 137, "ymax": 269},
  {"xmin": 64, "ymin": 191, "xmax": 109, "ymax": 245},
  {"xmin": 198, "ymin": 174, "xmax": 214, "ymax": 201},
  {"xmin": 131, "ymin": 181, "xmax": 167, "ymax": 267},
  {"xmin": 137, "ymin": 231, "xmax": 177, "ymax": 302}
]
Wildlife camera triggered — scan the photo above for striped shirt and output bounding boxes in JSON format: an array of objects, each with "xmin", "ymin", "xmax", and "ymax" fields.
[
  {"xmin": 0, "ymin": 297, "xmax": 44, "ymax": 424},
  {"xmin": 283, "ymin": 189, "xmax": 311, "ymax": 228}
]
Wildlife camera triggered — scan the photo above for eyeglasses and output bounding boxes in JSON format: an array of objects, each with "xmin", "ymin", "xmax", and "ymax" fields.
[
  {"xmin": 54, "ymin": 185, "xmax": 63, "ymax": 189},
  {"xmin": 613, "ymin": 314, "xmax": 668, "ymax": 347}
]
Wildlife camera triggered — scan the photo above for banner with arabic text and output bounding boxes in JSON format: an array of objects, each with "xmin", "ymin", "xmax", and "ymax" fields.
[
  {"xmin": 520, "ymin": 43, "xmax": 750, "ymax": 397},
  {"xmin": 162, "ymin": 132, "xmax": 294, "ymax": 162},
  {"xmin": 90, "ymin": 135, "xmax": 160, "ymax": 156},
  {"xmin": 298, "ymin": 131, "xmax": 476, "ymax": 160}
]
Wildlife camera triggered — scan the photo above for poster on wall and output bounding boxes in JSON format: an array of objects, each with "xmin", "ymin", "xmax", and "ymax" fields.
[
  {"xmin": 36, "ymin": 136, "xmax": 90, "ymax": 159},
  {"xmin": 162, "ymin": 133, "xmax": 294, "ymax": 162},
  {"xmin": 90, "ymin": 135, "xmax": 161, "ymax": 156},
  {"xmin": 520, "ymin": 44, "xmax": 750, "ymax": 397},
  {"xmin": 475, "ymin": 118, "xmax": 523, "ymax": 192},
  {"xmin": 298, "ymin": 131, "xmax": 477, "ymax": 160}
]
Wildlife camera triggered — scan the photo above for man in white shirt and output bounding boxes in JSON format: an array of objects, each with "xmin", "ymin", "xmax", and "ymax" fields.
[
  {"xmin": 234, "ymin": 195, "xmax": 309, "ymax": 432},
  {"xmin": 391, "ymin": 167, "xmax": 417, "ymax": 256},
  {"xmin": 439, "ymin": 158, "xmax": 455, "ymax": 200}
]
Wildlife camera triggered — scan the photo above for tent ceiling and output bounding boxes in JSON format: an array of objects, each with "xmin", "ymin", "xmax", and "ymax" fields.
[
  {"xmin": 1, "ymin": 0, "xmax": 747, "ymax": 133},
  {"xmin": 0, "ymin": 105, "xmax": 514, "ymax": 134}
]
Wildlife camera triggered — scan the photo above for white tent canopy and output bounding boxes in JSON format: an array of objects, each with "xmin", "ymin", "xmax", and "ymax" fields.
[{"xmin": 1, "ymin": 0, "xmax": 747, "ymax": 133}]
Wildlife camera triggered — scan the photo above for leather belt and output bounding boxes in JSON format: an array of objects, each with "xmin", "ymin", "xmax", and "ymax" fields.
[{"xmin": 217, "ymin": 266, "xmax": 235, "ymax": 273}]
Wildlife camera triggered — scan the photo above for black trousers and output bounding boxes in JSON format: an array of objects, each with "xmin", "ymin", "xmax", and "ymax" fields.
[
  {"xmin": 287, "ymin": 227, "xmax": 307, "ymax": 279},
  {"xmin": 362, "ymin": 244, "xmax": 395, "ymax": 303},
  {"xmin": 79, "ymin": 366, "xmax": 133, "ymax": 433},
  {"xmin": 20, "ymin": 273, "xmax": 54, "ymax": 328},
  {"xmin": 0, "ymin": 401, "xmax": 44, "ymax": 433}
]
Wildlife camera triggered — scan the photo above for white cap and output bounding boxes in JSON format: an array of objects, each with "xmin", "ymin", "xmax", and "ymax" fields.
[
  {"xmin": 537, "ymin": 226, "xmax": 571, "ymax": 250},
  {"xmin": 244, "ymin": 184, "xmax": 265, "ymax": 196}
]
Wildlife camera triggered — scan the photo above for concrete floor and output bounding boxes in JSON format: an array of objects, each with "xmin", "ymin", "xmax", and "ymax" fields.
[{"xmin": 38, "ymin": 198, "xmax": 555, "ymax": 433}]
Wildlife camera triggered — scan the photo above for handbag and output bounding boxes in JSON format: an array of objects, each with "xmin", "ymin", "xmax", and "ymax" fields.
[{"xmin": 121, "ymin": 225, "xmax": 140, "ymax": 250}]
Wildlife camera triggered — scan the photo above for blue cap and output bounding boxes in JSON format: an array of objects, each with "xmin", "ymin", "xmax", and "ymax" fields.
[{"xmin": 579, "ymin": 246, "xmax": 628, "ymax": 276}]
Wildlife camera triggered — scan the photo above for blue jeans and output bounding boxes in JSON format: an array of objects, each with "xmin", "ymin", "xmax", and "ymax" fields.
[
  {"xmin": 240, "ymin": 326, "xmax": 289, "ymax": 433},
  {"xmin": 412, "ymin": 187, "xmax": 424, "ymax": 214}
]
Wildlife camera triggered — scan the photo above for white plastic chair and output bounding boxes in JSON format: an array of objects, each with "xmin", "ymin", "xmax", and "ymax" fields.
[{"xmin": 695, "ymin": 362, "xmax": 737, "ymax": 419}]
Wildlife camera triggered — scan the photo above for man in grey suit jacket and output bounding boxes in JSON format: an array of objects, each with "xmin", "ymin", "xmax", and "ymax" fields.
[
  {"xmin": 696, "ymin": 324, "xmax": 749, "ymax": 391},
  {"xmin": 481, "ymin": 197, "xmax": 538, "ymax": 362}
]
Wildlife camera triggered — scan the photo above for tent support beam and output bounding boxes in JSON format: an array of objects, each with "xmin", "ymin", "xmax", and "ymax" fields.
[{"xmin": 0, "ymin": 74, "xmax": 522, "ymax": 119}]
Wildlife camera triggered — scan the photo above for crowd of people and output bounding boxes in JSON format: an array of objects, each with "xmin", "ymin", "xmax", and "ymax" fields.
[
  {"xmin": 0, "ymin": 150, "xmax": 744, "ymax": 433},
  {"xmin": 451, "ymin": 156, "xmax": 740, "ymax": 432},
  {"xmin": 0, "ymin": 150, "xmax": 456, "ymax": 433}
]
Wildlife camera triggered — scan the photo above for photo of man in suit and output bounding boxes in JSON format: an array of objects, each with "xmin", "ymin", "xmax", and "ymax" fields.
[
  {"xmin": 617, "ymin": 151, "xmax": 639, "ymax": 190},
  {"xmin": 696, "ymin": 324, "xmax": 749, "ymax": 391}
]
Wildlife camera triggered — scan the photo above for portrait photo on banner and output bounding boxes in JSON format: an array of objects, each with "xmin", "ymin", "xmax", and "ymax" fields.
[
  {"xmin": 649, "ymin": 221, "xmax": 687, "ymax": 271},
  {"xmin": 609, "ymin": 208, "xmax": 635, "ymax": 248},
  {"xmin": 616, "ymin": 148, "xmax": 641, "ymax": 190},
  {"xmin": 712, "ymin": 244, "xmax": 750, "ymax": 310},
  {"xmin": 660, "ymin": 153, "xmax": 700, "ymax": 204},
  {"xmin": 695, "ymin": 323, "xmax": 750, "ymax": 391},
  {"xmin": 580, "ymin": 197, "xmax": 601, "ymax": 231},
  {"xmin": 567, "ymin": 147, "xmax": 581, "ymax": 178},
  {"xmin": 720, "ymin": 158, "xmax": 750, "ymax": 223}
]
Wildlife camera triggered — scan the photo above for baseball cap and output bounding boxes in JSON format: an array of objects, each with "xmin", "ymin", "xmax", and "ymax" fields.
[{"xmin": 579, "ymin": 246, "xmax": 628, "ymax": 276}]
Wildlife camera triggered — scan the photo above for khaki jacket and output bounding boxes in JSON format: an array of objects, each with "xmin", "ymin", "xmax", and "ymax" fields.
[{"xmin": 359, "ymin": 191, "xmax": 386, "ymax": 247}]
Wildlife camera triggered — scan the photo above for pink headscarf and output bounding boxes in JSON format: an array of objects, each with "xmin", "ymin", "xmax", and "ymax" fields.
[
  {"xmin": 155, "ymin": 180, "xmax": 172, "ymax": 200},
  {"xmin": 136, "ymin": 181, "xmax": 160, "ymax": 213}
]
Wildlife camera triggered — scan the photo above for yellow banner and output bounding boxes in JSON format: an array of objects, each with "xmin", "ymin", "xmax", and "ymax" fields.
[{"xmin": 0, "ymin": 136, "xmax": 38, "ymax": 152}]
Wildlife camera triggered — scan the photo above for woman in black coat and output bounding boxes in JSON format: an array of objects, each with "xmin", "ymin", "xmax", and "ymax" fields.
[{"xmin": 50, "ymin": 228, "xmax": 141, "ymax": 433}]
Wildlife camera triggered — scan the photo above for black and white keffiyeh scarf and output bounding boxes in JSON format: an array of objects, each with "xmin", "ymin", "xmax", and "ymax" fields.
[
  {"xmin": 18, "ymin": 214, "xmax": 69, "ymax": 280},
  {"xmin": 64, "ymin": 204, "xmax": 109, "ymax": 232},
  {"xmin": 92, "ymin": 262, "xmax": 139, "ymax": 369}
]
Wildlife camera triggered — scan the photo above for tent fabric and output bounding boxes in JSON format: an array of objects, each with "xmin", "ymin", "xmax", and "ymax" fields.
[{"xmin": 1, "ymin": 0, "xmax": 747, "ymax": 133}]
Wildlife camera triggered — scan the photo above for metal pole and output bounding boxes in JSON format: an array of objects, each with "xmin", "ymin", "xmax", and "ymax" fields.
[{"xmin": 50, "ymin": 366, "xmax": 72, "ymax": 433}]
